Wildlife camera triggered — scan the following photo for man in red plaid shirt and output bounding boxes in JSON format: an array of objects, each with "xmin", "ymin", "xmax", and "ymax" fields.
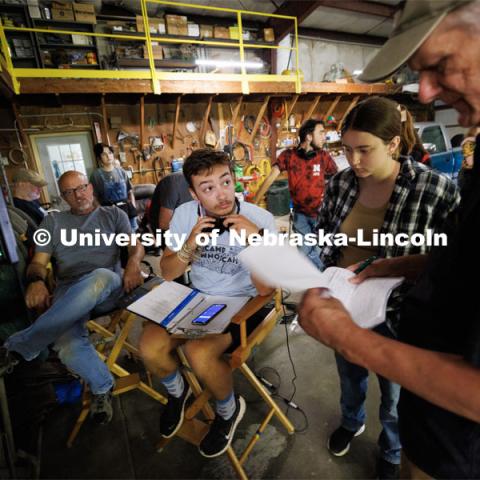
[{"xmin": 273, "ymin": 119, "xmax": 338, "ymax": 269}]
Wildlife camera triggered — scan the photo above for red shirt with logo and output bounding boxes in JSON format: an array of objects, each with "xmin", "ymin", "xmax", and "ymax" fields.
[{"xmin": 273, "ymin": 148, "xmax": 338, "ymax": 217}]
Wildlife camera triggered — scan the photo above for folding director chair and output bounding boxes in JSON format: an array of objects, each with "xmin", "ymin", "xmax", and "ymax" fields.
[
  {"xmin": 156, "ymin": 289, "xmax": 295, "ymax": 480},
  {"xmin": 67, "ymin": 308, "xmax": 167, "ymax": 447}
]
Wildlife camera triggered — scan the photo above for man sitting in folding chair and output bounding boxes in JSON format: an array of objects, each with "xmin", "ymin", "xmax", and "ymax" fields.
[
  {"xmin": 139, "ymin": 149, "xmax": 277, "ymax": 458},
  {"xmin": 0, "ymin": 170, "xmax": 145, "ymax": 425}
]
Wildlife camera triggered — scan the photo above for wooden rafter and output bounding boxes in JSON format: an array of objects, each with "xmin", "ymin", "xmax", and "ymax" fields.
[
  {"xmin": 101, "ymin": 94, "xmax": 110, "ymax": 146},
  {"xmin": 139, "ymin": 95, "xmax": 145, "ymax": 148},
  {"xmin": 172, "ymin": 94, "xmax": 182, "ymax": 149},
  {"xmin": 249, "ymin": 95, "xmax": 271, "ymax": 144},
  {"xmin": 285, "ymin": 94, "xmax": 300, "ymax": 119},
  {"xmin": 268, "ymin": 1, "xmax": 323, "ymax": 42},
  {"xmin": 304, "ymin": 94, "xmax": 322, "ymax": 121},
  {"xmin": 230, "ymin": 95, "xmax": 243, "ymax": 127},
  {"xmin": 338, "ymin": 95, "xmax": 360, "ymax": 129},
  {"xmin": 200, "ymin": 95, "xmax": 215, "ymax": 147},
  {"xmin": 323, "ymin": 95, "xmax": 341, "ymax": 122}
]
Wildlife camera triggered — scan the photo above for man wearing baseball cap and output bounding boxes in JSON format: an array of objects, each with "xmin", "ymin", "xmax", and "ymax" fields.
[
  {"xmin": 299, "ymin": 1, "xmax": 480, "ymax": 478},
  {"xmin": 12, "ymin": 168, "xmax": 48, "ymax": 225}
]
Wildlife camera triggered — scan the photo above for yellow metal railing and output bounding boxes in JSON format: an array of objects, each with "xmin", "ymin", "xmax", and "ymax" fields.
[{"xmin": 0, "ymin": 0, "xmax": 300, "ymax": 95}]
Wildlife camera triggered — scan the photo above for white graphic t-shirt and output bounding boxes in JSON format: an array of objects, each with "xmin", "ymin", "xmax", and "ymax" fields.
[{"xmin": 168, "ymin": 200, "xmax": 277, "ymax": 297}]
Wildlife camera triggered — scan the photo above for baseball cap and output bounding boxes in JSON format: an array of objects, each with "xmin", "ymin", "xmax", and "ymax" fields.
[
  {"xmin": 13, "ymin": 168, "xmax": 48, "ymax": 187},
  {"xmin": 360, "ymin": 0, "xmax": 471, "ymax": 82}
]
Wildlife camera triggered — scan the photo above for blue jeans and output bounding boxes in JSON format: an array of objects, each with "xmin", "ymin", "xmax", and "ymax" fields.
[
  {"xmin": 292, "ymin": 211, "xmax": 324, "ymax": 270},
  {"xmin": 5, "ymin": 268, "xmax": 122, "ymax": 394},
  {"xmin": 334, "ymin": 323, "xmax": 401, "ymax": 464}
]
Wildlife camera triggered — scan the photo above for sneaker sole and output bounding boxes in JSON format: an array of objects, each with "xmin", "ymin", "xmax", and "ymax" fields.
[
  {"xmin": 161, "ymin": 386, "xmax": 192, "ymax": 439},
  {"xmin": 198, "ymin": 396, "xmax": 246, "ymax": 459},
  {"xmin": 327, "ymin": 424, "xmax": 366, "ymax": 457}
]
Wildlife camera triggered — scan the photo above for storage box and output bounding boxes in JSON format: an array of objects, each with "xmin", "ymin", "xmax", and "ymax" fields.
[
  {"xmin": 229, "ymin": 26, "xmax": 239, "ymax": 40},
  {"xmin": 73, "ymin": 3, "xmax": 96, "ymax": 23},
  {"xmin": 136, "ymin": 15, "xmax": 165, "ymax": 34},
  {"xmin": 72, "ymin": 34, "xmax": 91, "ymax": 45},
  {"xmin": 143, "ymin": 45, "xmax": 163, "ymax": 60},
  {"xmin": 200, "ymin": 24, "xmax": 213, "ymax": 38},
  {"xmin": 263, "ymin": 28, "xmax": 275, "ymax": 42},
  {"xmin": 51, "ymin": 2, "xmax": 75, "ymax": 22},
  {"xmin": 187, "ymin": 22, "xmax": 199, "ymax": 37},
  {"xmin": 214, "ymin": 26, "xmax": 230, "ymax": 39},
  {"xmin": 165, "ymin": 14, "xmax": 188, "ymax": 36}
]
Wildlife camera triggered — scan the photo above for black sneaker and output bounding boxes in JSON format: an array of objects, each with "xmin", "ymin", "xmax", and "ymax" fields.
[
  {"xmin": 376, "ymin": 457, "xmax": 400, "ymax": 480},
  {"xmin": 160, "ymin": 384, "xmax": 192, "ymax": 438},
  {"xmin": 198, "ymin": 395, "xmax": 246, "ymax": 458},
  {"xmin": 327, "ymin": 424, "xmax": 365, "ymax": 456},
  {"xmin": 0, "ymin": 346, "xmax": 19, "ymax": 377},
  {"xmin": 90, "ymin": 389, "xmax": 113, "ymax": 425}
]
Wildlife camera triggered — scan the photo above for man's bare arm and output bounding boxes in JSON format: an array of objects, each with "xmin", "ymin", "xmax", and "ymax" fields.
[
  {"xmin": 123, "ymin": 243, "xmax": 145, "ymax": 292},
  {"xmin": 25, "ymin": 252, "xmax": 52, "ymax": 309}
]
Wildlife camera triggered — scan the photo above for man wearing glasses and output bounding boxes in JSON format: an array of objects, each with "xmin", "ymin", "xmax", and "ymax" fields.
[{"xmin": 1, "ymin": 170, "xmax": 144, "ymax": 424}]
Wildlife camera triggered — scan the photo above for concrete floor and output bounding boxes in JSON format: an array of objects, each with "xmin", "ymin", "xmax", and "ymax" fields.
[{"xmin": 38, "ymin": 214, "xmax": 386, "ymax": 479}]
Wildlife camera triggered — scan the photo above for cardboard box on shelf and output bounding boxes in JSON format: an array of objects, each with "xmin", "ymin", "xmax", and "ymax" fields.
[
  {"xmin": 143, "ymin": 45, "xmax": 163, "ymax": 60},
  {"xmin": 73, "ymin": 3, "xmax": 96, "ymax": 23},
  {"xmin": 200, "ymin": 25, "xmax": 213, "ymax": 38},
  {"xmin": 187, "ymin": 22, "xmax": 199, "ymax": 37},
  {"xmin": 136, "ymin": 15, "xmax": 165, "ymax": 34},
  {"xmin": 51, "ymin": 2, "xmax": 74, "ymax": 22},
  {"xmin": 214, "ymin": 26, "xmax": 230, "ymax": 39},
  {"xmin": 165, "ymin": 14, "xmax": 188, "ymax": 36},
  {"xmin": 72, "ymin": 34, "xmax": 91, "ymax": 45},
  {"xmin": 263, "ymin": 28, "xmax": 275, "ymax": 42}
]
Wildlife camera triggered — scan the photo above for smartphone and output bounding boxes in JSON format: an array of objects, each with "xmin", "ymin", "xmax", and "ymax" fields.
[{"xmin": 191, "ymin": 304, "xmax": 227, "ymax": 325}]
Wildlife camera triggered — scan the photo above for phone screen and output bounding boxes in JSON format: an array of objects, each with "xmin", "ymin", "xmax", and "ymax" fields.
[{"xmin": 191, "ymin": 304, "xmax": 227, "ymax": 325}]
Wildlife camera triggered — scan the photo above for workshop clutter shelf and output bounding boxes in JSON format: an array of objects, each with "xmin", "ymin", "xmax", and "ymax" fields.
[{"xmin": 0, "ymin": 0, "xmax": 300, "ymax": 95}]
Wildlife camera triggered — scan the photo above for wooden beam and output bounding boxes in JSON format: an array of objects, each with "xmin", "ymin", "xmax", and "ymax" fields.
[
  {"xmin": 249, "ymin": 95, "xmax": 271, "ymax": 144},
  {"xmin": 101, "ymin": 94, "xmax": 110, "ymax": 146},
  {"xmin": 298, "ymin": 27, "xmax": 386, "ymax": 46},
  {"xmin": 323, "ymin": 95, "xmax": 341, "ymax": 121},
  {"xmin": 139, "ymin": 95, "xmax": 145, "ymax": 148},
  {"xmin": 231, "ymin": 95, "xmax": 243, "ymax": 127},
  {"xmin": 338, "ymin": 95, "xmax": 360, "ymax": 129},
  {"xmin": 18, "ymin": 78, "xmax": 401, "ymax": 96},
  {"xmin": 11, "ymin": 103, "xmax": 33, "ymax": 170},
  {"xmin": 172, "ymin": 94, "xmax": 182, "ymax": 150},
  {"xmin": 304, "ymin": 94, "xmax": 322, "ymax": 121},
  {"xmin": 268, "ymin": 1, "xmax": 322, "ymax": 42},
  {"xmin": 317, "ymin": 0, "xmax": 397, "ymax": 18},
  {"xmin": 200, "ymin": 95, "xmax": 215, "ymax": 148},
  {"xmin": 285, "ymin": 94, "xmax": 300, "ymax": 119}
]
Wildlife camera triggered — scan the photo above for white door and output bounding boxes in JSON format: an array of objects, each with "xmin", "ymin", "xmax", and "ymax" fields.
[{"xmin": 31, "ymin": 132, "xmax": 95, "ymax": 209}]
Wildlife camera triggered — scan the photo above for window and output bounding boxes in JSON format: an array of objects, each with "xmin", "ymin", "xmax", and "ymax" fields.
[{"xmin": 421, "ymin": 126, "xmax": 446, "ymax": 153}]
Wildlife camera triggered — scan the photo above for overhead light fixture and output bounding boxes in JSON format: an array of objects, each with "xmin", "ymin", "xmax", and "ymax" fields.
[
  {"xmin": 353, "ymin": 69, "xmax": 363, "ymax": 76},
  {"xmin": 195, "ymin": 59, "xmax": 263, "ymax": 69}
]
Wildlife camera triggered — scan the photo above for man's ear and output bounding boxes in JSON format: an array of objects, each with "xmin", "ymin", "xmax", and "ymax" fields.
[{"xmin": 189, "ymin": 187, "xmax": 198, "ymax": 202}]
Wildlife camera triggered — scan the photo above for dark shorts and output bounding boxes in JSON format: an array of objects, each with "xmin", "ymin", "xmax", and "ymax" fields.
[{"xmin": 224, "ymin": 307, "xmax": 273, "ymax": 354}]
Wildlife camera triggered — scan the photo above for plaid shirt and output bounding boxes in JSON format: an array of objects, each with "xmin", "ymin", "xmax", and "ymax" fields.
[{"xmin": 317, "ymin": 156, "xmax": 461, "ymax": 332}]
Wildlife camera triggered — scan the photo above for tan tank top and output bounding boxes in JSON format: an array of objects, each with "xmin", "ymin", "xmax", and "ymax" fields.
[{"xmin": 337, "ymin": 200, "xmax": 389, "ymax": 269}]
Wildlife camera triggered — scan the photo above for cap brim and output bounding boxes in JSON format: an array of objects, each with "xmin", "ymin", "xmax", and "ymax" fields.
[
  {"xmin": 33, "ymin": 180, "xmax": 48, "ymax": 187},
  {"xmin": 359, "ymin": 13, "xmax": 446, "ymax": 82}
]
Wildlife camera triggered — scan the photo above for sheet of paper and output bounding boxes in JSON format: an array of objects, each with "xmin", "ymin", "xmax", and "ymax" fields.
[
  {"xmin": 238, "ymin": 245, "xmax": 404, "ymax": 329},
  {"xmin": 127, "ymin": 281, "xmax": 195, "ymax": 324},
  {"xmin": 238, "ymin": 244, "xmax": 329, "ymax": 291}
]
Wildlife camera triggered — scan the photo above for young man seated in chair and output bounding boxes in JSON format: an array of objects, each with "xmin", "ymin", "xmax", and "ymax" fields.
[
  {"xmin": 0, "ymin": 170, "xmax": 144, "ymax": 424},
  {"xmin": 139, "ymin": 149, "xmax": 276, "ymax": 458}
]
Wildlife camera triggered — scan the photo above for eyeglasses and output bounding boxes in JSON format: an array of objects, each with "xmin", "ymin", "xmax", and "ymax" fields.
[{"xmin": 61, "ymin": 184, "xmax": 89, "ymax": 198}]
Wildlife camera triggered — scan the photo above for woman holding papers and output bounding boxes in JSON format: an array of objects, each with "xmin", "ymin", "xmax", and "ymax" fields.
[{"xmin": 314, "ymin": 97, "xmax": 460, "ymax": 478}]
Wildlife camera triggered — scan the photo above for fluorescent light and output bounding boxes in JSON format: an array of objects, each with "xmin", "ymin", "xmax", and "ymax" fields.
[
  {"xmin": 353, "ymin": 69, "xmax": 363, "ymax": 76},
  {"xmin": 195, "ymin": 59, "xmax": 263, "ymax": 69}
]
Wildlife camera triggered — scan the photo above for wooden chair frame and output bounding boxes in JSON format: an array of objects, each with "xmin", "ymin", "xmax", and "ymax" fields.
[
  {"xmin": 67, "ymin": 309, "xmax": 167, "ymax": 447},
  {"xmin": 156, "ymin": 290, "xmax": 295, "ymax": 480}
]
